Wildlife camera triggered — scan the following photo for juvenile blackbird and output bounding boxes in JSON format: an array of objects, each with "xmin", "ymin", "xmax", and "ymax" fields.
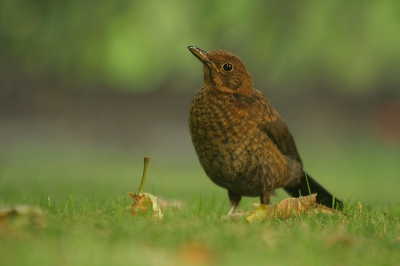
[{"xmin": 188, "ymin": 46, "xmax": 343, "ymax": 214}]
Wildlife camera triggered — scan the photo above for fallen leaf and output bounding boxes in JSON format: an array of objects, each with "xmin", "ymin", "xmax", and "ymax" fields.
[
  {"xmin": 222, "ymin": 194, "xmax": 343, "ymax": 222},
  {"xmin": 157, "ymin": 197, "xmax": 183, "ymax": 211},
  {"xmin": 275, "ymin": 194, "xmax": 317, "ymax": 219},
  {"xmin": 127, "ymin": 155, "xmax": 163, "ymax": 219},
  {"xmin": 0, "ymin": 205, "xmax": 46, "ymax": 229},
  {"xmin": 128, "ymin": 192, "xmax": 163, "ymax": 219}
]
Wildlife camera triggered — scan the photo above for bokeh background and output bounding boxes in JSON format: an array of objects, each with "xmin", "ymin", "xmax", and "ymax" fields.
[{"xmin": 1, "ymin": 0, "xmax": 400, "ymax": 208}]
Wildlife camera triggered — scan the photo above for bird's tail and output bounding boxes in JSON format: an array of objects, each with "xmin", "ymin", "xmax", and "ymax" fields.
[{"xmin": 283, "ymin": 172, "xmax": 343, "ymax": 210}]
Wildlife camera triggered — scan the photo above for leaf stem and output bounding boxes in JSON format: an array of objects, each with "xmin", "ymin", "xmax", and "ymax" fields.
[{"xmin": 138, "ymin": 155, "xmax": 150, "ymax": 194}]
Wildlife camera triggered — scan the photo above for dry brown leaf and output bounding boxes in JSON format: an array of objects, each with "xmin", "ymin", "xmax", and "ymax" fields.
[
  {"xmin": 128, "ymin": 192, "xmax": 163, "ymax": 219},
  {"xmin": 126, "ymin": 156, "xmax": 163, "ymax": 219},
  {"xmin": 275, "ymin": 194, "xmax": 317, "ymax": 219},
  {"xmin": 157, "ymin": 197, "xmax": 183, "ymax": 211},
  {"xmin": 222, "ymin": 194, "xmax": 342, "ymax": 222},
  {"xmin": 0, "ymin": 205, "xmax": 46, "ymax": 229}
]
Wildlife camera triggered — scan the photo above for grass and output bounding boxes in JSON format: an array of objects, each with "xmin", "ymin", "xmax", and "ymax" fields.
[{"xmin": 1, "ymin": 138, "xmax": 400, "ymax": 265}]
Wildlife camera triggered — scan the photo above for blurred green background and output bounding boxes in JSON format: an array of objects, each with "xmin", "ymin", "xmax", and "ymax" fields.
[{"xmin": 1, "ymin": 0, "xmax": 400, "ymax": 207}]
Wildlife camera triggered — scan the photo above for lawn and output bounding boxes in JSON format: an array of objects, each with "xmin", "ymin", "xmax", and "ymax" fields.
[{"xmin": 1, "ymin": 137, "xmax": 399, "ymax": 265}]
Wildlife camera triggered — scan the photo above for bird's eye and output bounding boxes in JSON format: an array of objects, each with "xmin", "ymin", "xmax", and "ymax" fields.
[{"xmin": 223, "ymin": 63, "xmax": 233, "ymax": 72}]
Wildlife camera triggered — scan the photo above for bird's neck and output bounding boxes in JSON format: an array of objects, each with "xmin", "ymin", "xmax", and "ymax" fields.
[{"xmin": 202, "ymin": 83, "xmax": 254, "ymax": 98}]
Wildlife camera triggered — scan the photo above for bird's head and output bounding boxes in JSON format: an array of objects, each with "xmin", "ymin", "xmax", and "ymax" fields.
[{"xmin": 188, "ymin": 46, "xmax": 254, "ymax": 97}]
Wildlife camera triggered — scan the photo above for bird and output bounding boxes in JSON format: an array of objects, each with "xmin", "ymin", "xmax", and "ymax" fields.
[{"xmin": 187, "ymin": 46, "xmax": 343, "ymax": 214}]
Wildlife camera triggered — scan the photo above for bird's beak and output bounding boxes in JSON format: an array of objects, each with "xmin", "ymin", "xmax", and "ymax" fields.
[
  {"xmin": 187, "ymin": 46, "xmax": 219, "ymax": 72},
  {"xmin": 188, "ymin": 46, "xmax": 209, "ymax": 62}
]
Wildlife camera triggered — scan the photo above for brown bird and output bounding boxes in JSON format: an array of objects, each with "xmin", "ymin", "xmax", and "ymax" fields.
[{"xmin": 188, "ymin": 46, "xmax": 343, "ymax": 214}]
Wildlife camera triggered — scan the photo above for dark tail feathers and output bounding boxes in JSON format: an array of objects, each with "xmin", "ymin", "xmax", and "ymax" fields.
[{"xmin": 283, "ymin": 172, "xmax": 343, "ymax": 210}]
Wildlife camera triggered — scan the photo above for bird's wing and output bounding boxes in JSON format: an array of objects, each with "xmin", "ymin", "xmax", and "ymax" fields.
[
  {"xmin": 261, "ymin": 117, "xmax": 302, "ymax": 162},
  {"xmin": 242, "ymin": 90, "xmax": 302, "ymax": 162},
  {"xmin": 250, "ymin": 90, "xmax": 302, "ymax": 162}
]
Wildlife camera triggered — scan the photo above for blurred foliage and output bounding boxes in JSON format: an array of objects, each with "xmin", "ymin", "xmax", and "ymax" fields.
[{"xmin": 1, "ymin": 0, "xmax": 400, "ymax": 94}]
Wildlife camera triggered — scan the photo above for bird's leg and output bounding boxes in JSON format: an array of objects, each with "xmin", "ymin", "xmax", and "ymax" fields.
[
  {"xmin": 228, "ymin": 190, "xmax": 241, "ymax": 214},
  {"xmin": 260, "ymin": 191, "xmax": 271, "ymax": 206}
]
